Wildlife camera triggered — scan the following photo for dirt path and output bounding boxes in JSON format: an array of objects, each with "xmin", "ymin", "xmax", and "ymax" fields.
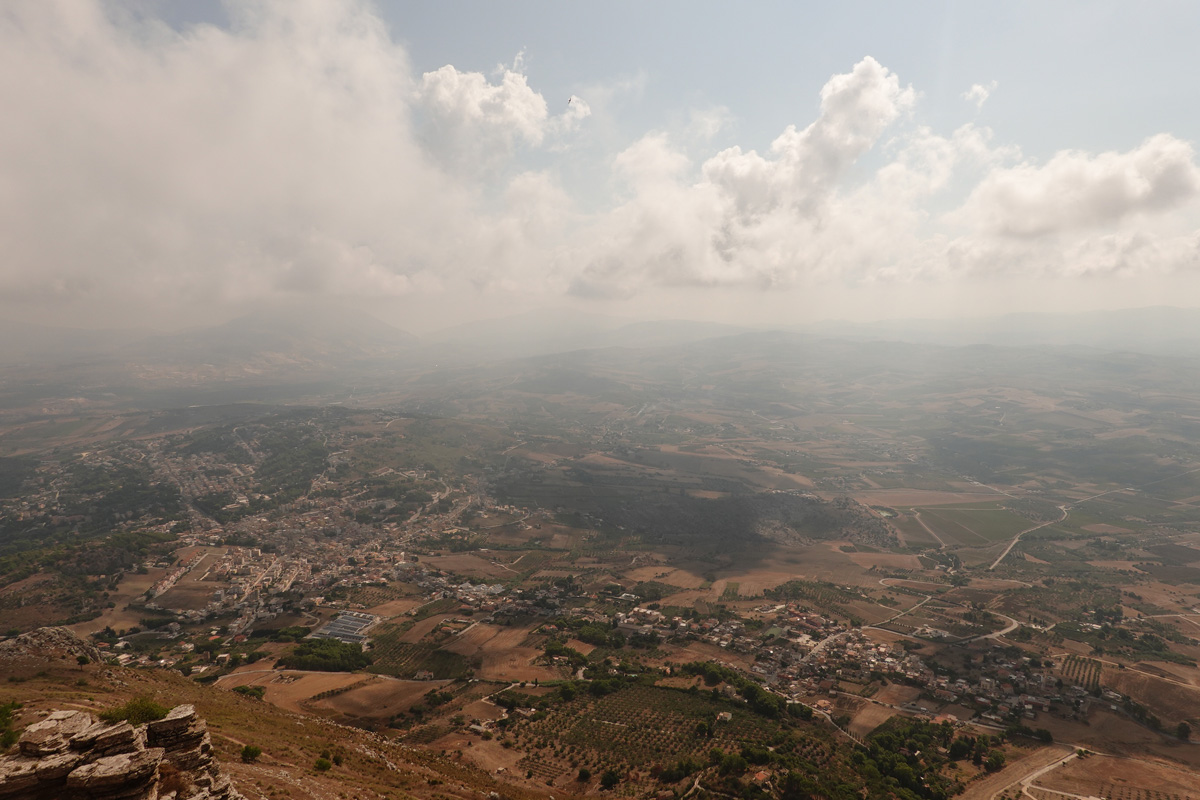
[{"xmin": 909, "ymin": 510, "xmax": 946, "ymax": 548}]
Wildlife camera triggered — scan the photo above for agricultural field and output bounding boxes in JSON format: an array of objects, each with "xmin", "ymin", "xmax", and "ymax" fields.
[
  {"xmin": 912, "ymin": 504, "xmax": 1032, "ymax": 548},
  {"xmin": 1038, "ymin": 753, "xmax": 1200, "ymax": 800},
  {"xmin": 504, "ymin": 683, "xmax": 847, "ymax": 793}
]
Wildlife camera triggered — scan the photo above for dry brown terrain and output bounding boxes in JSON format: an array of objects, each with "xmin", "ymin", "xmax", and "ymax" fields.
[
  {"xmin": 847, "ymin": 552, "xmax": 922, "ymax": 569},
  {"xmin": 1103, "ymin": 667, "xmax": 1200, "ymax": 726},
  {"xmin": 423, "ymin": 553, "xmax": 516, "ymax": 579},
  {"xmin": 851, "ymin": 489, "xmax": 1006, "ymax": 506},
  {"xmin": 846, "ymin": 700, "xmax": 895, "ymax": 738},
  {"xmin": 312, "ymin": 676, "xmax": 452, "ymax": 721},
  {"xmin": 956, "ymin": 745, "xmax": 1071, "ymax": 800},
  {"xmin": 442, "ymin": 623, "xmax": 562, "ymax": 682},
  {"xmin": 217, "ymin": 669, "xmax": 367, "ymax": 714},
  {"xmin": 365, "ymin": 597, "xmax": 427, "ymax": 619},
  {"xmin": 1039, "ymin": 753, "xmax": 1200, "ymax": 798}
]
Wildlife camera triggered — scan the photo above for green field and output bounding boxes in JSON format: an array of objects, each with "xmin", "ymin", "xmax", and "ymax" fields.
[{"xmin": 914, "ymin": 506, "xmax": 1031, "ymax": 546}]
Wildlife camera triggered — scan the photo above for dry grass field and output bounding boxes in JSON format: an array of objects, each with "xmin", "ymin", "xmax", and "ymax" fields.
[
  {"xmin": 441, "ymin": 623, "xmax": 562, "ymax": 682},
  {"xmin": 218, "ymin": 670, "xmax": 369, "ymax": 714},
  {"xmin": 846, "ymin": 701, "xmax": 895, "ymax": 738},
  {"xmin": 847, "ymin": 552, "xmax": 923, "ymax": 570},
  {"xmin": 956, "ymin": 746, "xmax": 1072, "ymax": 800},
  {"xmin": 1039, "ymin": 753, "xmax": 1200, "ymax": 798},
  {"xmin": 1104, "ymin": 666, "xmax": 1200, "ymax": 726},
  {"xmin": 313, "ymin": 676, "xmax": 452, "ymax": 721},
  {"xmin": 367, "ymin": 596, "xmax": 427, "ymax": 618},
  {"xmin": 422, "ymin": 553, "xmax": 516, "ymax": 579}
]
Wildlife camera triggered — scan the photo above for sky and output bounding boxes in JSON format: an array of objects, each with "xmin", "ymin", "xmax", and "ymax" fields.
[{"xmin": 2, "ymin": 0, "xmax": 1200, "ymax": 333}]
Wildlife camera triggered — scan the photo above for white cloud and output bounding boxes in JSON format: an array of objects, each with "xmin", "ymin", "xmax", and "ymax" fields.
[
  {"xmin": 957, "ymin": 134, "xmax": 1200, "ymax": 237},
  {"xmin": 553, "ymin": 95, "xmax": 592, "ymax": 133},
  {"xmin": 416, "ymin": 63, "xmax": 548, "ymax": 170},
  {"xmin": 0, "ymin": 0, "xmax": 579, "ymax": 324},
  {"xmin": 962, "ymin": 81, "xmax": 998, "ymax": 110},
  {"xmin": 572, "ymin": 57, "xmax": 920, "ymax": 294}
]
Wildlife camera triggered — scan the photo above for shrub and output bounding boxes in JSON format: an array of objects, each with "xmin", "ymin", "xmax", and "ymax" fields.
[
  {"xmin": 98, "ymin": 696, "xmax": 169, "ymax": 725},
  {"xmin": 241, "ymin": 745, "xmax": 262, "ymax": 763},
  {"xmin": 233, "ymin": 685, "xmax": 265, "ymax": 700},
  {"xmin": 314, "ymin": 757, "xmax": 332, "ymax": 771}
]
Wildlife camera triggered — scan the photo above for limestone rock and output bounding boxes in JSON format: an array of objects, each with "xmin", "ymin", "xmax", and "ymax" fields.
[
  {"xmin": 0, "ymin": 759, "xmax": 39, "ymax": 798},
  {"xmin": 0, "ymin": 705, "xmax": 244, "ymax": 800},
  {"xmin": 66, "ymin": 747, "xmax": 163, "ymax": 797},
  {"xmin": 19, "ymin": 710, "xmax": 94, "ymax": 756},
  {"xmin": 33, "ymin": 749, "xmax": 86, "ymax": 781}
]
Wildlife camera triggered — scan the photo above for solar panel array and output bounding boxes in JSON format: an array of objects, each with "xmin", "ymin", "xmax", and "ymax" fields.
[{"xmin": 309, "ymin": 612, "xmax": 378, "ymax": 644}]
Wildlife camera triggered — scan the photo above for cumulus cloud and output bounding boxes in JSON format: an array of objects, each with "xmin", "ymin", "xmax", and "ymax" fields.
[
  {"xmin": 416, "ymin": 64, "xmax": 548, "ymax": 170},
  {"xmin": 572, "ymin": 57, "xmax": 918, "ymax": 294},
  {"xmin": 962, "ymin": 81, "xmax": 997, "ymax": 110},
  {"xmin": 957, "ymin": 134, "xmax": 1200, "ymax": 237}
]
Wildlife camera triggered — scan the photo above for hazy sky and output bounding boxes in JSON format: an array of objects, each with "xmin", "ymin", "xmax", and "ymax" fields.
[{"xmin": 3, "ymin": 1, "xmax": 1200, "ymax": 332}]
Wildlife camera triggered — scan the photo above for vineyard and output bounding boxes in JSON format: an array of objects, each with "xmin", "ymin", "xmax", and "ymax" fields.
[
  {"xmin": 1094, "ymin": 785, "xmax": 1194, "ymax": 800},
  {"xmin": 367, "ymin": 640, "xmax": 475, "ymax": 680},
  {"xmin": 870, "ymin": 595, "xmax": 1008, "ymax": 642},
  {"xmin": 325, "ymin": 581, "xmax": 418, "ymax": 608},
  {"xmin": 305, "ymin": 676, "xmax": 376, "ymax": 703},
  {"xmin": 763, "ymin": 580, "xmax": 858, "ymax": 616},
  {"xmin": 368, "ymin": 619, "xmax": 478, "ymax": 679},
  {"xmin": 409, "ymin": 597, "xmax": 462, "ymax": 622},
  {"xmin": 1059, "ymin": 655, "xmax": 1102, "ymax": 690}
]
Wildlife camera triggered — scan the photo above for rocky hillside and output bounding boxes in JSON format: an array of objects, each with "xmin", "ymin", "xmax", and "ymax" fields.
[
  {"xmin": 0, "ymin": 629, "xmax": 560, "ymax": 800},
  {"xmin": 0, "ymin": 627, "xmax": 102, "ymax": 665}
]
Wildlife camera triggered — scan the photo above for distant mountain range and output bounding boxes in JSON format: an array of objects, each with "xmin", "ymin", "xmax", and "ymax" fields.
[
  {"xmin": 5, "ymin": 305, "xmax": 1200, "ymax": 403},
  {"xmin": 0, "ymin": 306, "xmax": 418, "ymax": 368},
  {"xmin": 803, "ymin": 306, "xmax": 1200, "ymax": 355}
]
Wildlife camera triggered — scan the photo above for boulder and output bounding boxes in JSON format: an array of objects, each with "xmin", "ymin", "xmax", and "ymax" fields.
[
  {"xmin": 19, "ymin": 710, "xmax": 93, "ymax": 756},
  {"xmin": 0, "ymin": 759, "xmax": 40, "ymax": 798},
  {"xmin": 66, "ymin": 747, "xmax": 163, "ymax": 798}
]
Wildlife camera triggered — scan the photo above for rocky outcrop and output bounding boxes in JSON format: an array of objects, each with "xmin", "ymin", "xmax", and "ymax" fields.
[
  {"xmin": 0, "ymin": 627, "xmax": 102, "ymax": 665},
  {"xmin": 0, "ymin": 705, "xmax": 243, "ymax": 800}
]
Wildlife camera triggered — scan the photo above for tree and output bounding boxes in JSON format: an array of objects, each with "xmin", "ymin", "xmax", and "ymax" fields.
[
  {"xmin": 600, "ymin": 769, "xmax": 621, "ymax": 790},
  {"xmin": 1177, "ymin": 721, "xmax": 1191, "ymax": 741},
  {"xmin": 241, "ymin": 745, "xmax": 262, "ymax": 763},
  {"xmin": 76, "ymin": 655, "xmax": 90, "ymax": 670},
  {"xmin": 719, "ymin": 753, "xmax": 748, "ymax": 775},
  {"xmin": 577, "ymin": 768, "xmax": 591, "ymax": 782},
  {"xmin": 985, "ymin": 750, "xmax": 1006, "ymax": 772}
]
